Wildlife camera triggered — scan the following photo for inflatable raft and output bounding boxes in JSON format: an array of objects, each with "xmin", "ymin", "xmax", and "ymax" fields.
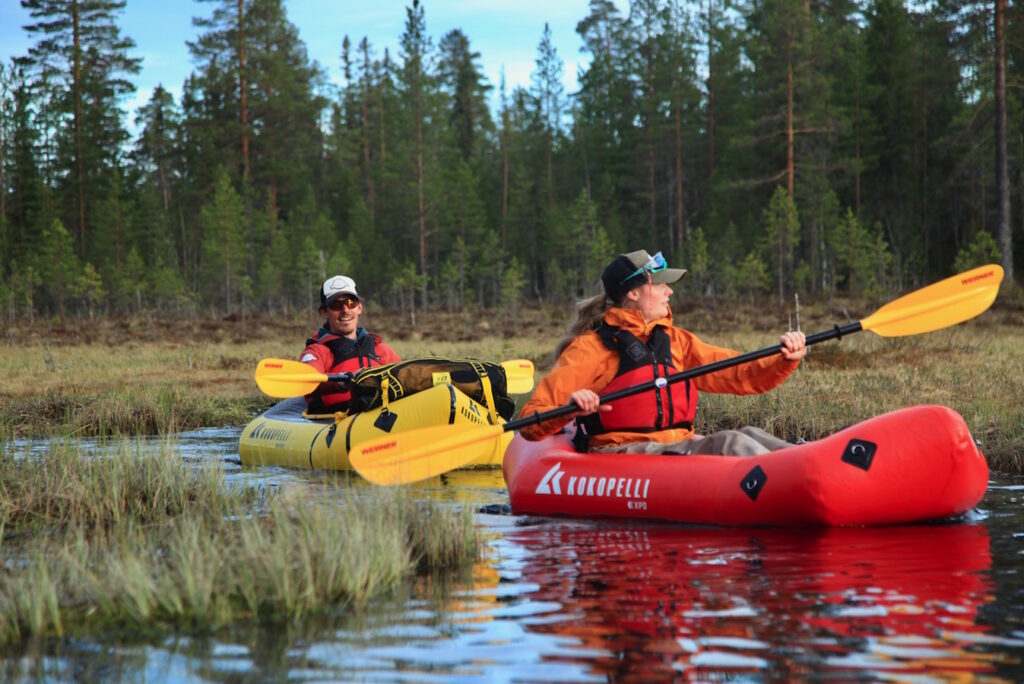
[
  {"xmin": 503, "ymin": 405, "xmax": 989, "ymax": 526},
  {"xmin": 241, "ymin": 383, "xmax": 510, "ymax": 471}
]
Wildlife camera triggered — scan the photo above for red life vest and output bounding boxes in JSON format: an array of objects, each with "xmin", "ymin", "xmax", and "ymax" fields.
[
  {"xmin": 574, "ymin": 323, "xmax": 697, "ymax": 450},
  {"xmin": 305, "ymin": 330, "xmax": 383, "ymax": 412}
]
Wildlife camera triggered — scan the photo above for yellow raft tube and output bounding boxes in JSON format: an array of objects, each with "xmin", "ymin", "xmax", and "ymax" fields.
[{"xmin": 239, "ymin": 383, "xmax": 511, "ymax": 471}]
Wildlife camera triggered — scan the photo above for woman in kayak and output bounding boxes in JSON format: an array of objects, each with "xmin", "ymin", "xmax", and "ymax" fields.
[
  {"xmin": 518, "ymin": 250, "xmax": 806, "ymax": 455},
  {"xmin": 299, "ymin": 275, "xmax": 401, "ymax": 413}
]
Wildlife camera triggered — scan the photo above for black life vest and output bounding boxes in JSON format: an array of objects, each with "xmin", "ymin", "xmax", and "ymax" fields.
[
  {"xmin": 305, "ymin": 330, "xmax": 383, "ymax": 412},
  {"xmin": 573, "ymin": 323, "xmax": 697, "ymax": 451}
]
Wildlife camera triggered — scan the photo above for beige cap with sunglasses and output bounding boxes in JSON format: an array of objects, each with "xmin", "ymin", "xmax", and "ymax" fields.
[
  {"xmin": 320, "ymin": 275, "xmax": 361, "ymax": 309},
  {"xmin": 601, "ymin": 250, "xmax": 686, "ymax": 301}
]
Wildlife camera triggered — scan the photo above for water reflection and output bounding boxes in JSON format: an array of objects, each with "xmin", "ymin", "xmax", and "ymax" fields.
[
  {"xmin": 501, "ymin": 521, "xmax": 1003, "ymax": 680},
  {"xmin": 5, "ymin": 426, "xmax": 1024, "ymax": 682}
]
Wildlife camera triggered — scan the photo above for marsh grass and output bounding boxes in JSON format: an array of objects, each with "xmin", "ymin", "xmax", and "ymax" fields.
[
  {"xmin": 0, "ymin": 310, "xmax": 557, "ymax": 438},
  {"xmin": 1, "ymin": 296, "xmax": 1021, "ymax": 469},
  {"xmin": 0, "ymin": 439, "xmax": 480, "ymax": 645},
  {"xmin": 693, "ymin": 323, "xmax": 1024, "ymax": 473}
]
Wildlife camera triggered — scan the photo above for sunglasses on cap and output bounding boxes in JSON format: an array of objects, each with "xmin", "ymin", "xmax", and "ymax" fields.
[
  {"xmin": 327, "ymin": 297, "xmax": 360, "ymax": 311},
  {"xmin": 619, "ymin": 251, "xmax": 667, "ymax": 285}
]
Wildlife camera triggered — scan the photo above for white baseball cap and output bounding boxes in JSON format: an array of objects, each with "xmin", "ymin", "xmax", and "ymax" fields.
[{"xmin": 320, "ymin": 275, "xmax": 360, "ymax": 308}]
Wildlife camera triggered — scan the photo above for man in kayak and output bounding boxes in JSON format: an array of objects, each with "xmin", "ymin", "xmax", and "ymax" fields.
[
  {"xmin": 299, "ymin": 275, "xmax": 401, "ymax": 413},
  {"xmin": 518, "ymin": 250, "xmax": 807, "ymax": 455}
]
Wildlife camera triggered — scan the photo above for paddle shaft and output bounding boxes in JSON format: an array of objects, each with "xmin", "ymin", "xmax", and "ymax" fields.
[{"xmin": 511, "ymin": 321, "xmax": 862, "ymax": 432}]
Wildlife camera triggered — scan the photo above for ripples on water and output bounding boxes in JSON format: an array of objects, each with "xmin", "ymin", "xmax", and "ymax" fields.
[{"xmin": 3, "ymin": 433, "xmax": 1024, "ymax": 682}]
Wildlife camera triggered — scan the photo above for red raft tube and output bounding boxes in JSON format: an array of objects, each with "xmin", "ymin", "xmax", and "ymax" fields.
[{"xmin": 502, "ymin": 405, "xmax": 989, "ymax": 526}]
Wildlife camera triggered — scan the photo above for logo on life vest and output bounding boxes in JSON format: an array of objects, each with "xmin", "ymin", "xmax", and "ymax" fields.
[{"xmin": 534, "ymin": 463, "xmax": 651, "ymax": 503}]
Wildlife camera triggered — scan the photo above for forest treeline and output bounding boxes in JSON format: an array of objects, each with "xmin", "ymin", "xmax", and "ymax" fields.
[{"xmin": 0, "ymin": 0, "xmax": 1019, "ymax": 321}]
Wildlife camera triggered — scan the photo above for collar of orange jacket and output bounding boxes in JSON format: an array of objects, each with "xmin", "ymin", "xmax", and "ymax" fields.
[{"xmin": 603, "ymin": 306, "xmax": 674, "ymax": 339}]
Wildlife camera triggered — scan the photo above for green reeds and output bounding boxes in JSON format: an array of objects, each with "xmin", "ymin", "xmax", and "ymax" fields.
[
  {"xmin": 1, "ymin": 385, "xmax": 256, "ymax": 437},
  {"xmin": 0, "ymin": 439, "xmax": 480, "ymax": 644}
]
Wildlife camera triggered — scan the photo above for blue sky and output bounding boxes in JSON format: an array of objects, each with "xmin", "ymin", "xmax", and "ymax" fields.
[{"xmin": 2, "ymin": 0, "xmax": 628, "ymax": 132}]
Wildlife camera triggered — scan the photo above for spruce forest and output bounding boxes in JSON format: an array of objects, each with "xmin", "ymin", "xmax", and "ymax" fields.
[{"xmin": 0, "ymin": 0, "xmax": 1020, "ymax": 321}]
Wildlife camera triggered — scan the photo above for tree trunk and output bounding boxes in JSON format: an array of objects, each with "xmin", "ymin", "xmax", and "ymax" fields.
[
  {"xmin": 995, "ymin": 0, "xmax": 1013, "ymax": 279},
  {"xmin": 546, "ymin": 131, "xmax": 553, "ymax": 211},
  {"xmin": 675, "ymin": 97, "xmax": 684, "ymax": 255},
  {"xmin": 73, "ymin": 1, "xmax": 86, "ymax": 257},
  {"xmin": 238, "ymin": 0, "xmax": 250, "ymax": 180},
  {"xmin": 921, "ymin": 60, "xmax": 929, "ymax": 265},
  {"xmin": 707, "ymin": 0, "xmax": 715, "ymax": 182},
  {"xmin": 786, "ymin": 34, "xmax": 794, "ymax": 197},
  {"xmin": 501, "ymin": 117, "xmax": 509, "ymax": 250},
  {"xmin": 379, "ymin": 79, "xmax": 387, "ymax": 240},
  {"xmin": 417, "ymin": 97, "xmax": 427, "ymax": 312},
  {"xmin": 361, "ymin": 61, "xmax": 375, "ymax": 229},
  {"xmin": 855, "ymin": 58, "xmax": 861, "ymax": 217},
  {"xmin": 647, "ymin": 45, "xmax": 656, "ymax": 246}
]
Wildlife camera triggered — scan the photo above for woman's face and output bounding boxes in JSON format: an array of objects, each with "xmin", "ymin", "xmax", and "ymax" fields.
[{"xmin": 629, "ymin": 281, "xmax": 673, "ymax": 321}]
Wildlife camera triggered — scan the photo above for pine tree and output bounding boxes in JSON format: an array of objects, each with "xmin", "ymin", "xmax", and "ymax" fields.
[
  {"xmin": 245, "ymin": 0, "xmax": 326, "ymax": 216},
  {"xmin": 531, "ymin": 23, "xmax": 566, "ymax": 212},
  {"xmin": 34, "ymin": 217, "xmax": 79, "ymax": 316},
  {"xmin": 190, "ymin": 0, "xmax": 250, "ymax": 180},
  {"xmin": 861, "ymin": 0, "xmax": 917, "ymax": 274},
  {"xmin": 438, "ymin": 29, "xmax": 493, "ymax": 161},
  {"xmin": 575, "ymin": 0, "xmax": 631, "ymax": 208},
  {"xmin": 762, "ymin": 186, "xmax": 800, "ymax": 304},
  {"xmin": 133, "ymin": 85, "xmax": 179, "ymax": 225},
  {"xmin": 19, "ymin": 0, "xmax": 140, "ymax": 260},
  {"xmin": 200, "ymin": 169, "xmax": 247, "ymax": 313},
  {"xmin": 397, "ymin": 0, "xmax": 436, "ymax": 312}
]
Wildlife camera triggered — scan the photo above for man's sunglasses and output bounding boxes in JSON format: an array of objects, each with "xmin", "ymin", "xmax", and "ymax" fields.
[
  {"xmin": 327, "ymin": 297, "xmax": 360, "ymax": 311},
  {"xmin": 619, "ymin": 251, "xmax": 667, "ymax": 285}
]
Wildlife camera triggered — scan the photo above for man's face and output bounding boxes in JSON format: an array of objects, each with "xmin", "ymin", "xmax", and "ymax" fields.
[{"xmin": 321, "ymin": 296, "xmax": 363, "ymax": 338}]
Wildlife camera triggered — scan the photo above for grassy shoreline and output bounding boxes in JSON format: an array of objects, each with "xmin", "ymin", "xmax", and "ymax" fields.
[
  {"xmin": 0, "ymin": 438, "xmax": 479, "ymax": 645},
  {"xmin": 1, "ymin": 296, "xmax": 1022, "ymax": 472}
]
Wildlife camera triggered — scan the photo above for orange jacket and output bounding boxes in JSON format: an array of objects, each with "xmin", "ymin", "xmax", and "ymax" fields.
[{"xmin": 518, "ymin": 307, "xmax": 800, "ymax": 447}]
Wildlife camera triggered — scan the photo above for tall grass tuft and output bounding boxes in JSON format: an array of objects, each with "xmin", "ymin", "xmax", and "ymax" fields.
[{"xmin": 0, "ymin": 439, "xmax": 481, "ymax": 644}]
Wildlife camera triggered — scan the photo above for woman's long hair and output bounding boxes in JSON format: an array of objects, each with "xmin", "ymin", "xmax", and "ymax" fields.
[{"xmin": 553, "ymin": 293, "xmax": 616, "ymax": 358}]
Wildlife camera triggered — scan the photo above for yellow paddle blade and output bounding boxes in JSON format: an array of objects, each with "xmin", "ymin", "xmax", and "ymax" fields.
[
  {"xmin": 501, "ymin": 358, "xmax": 535, "ymax": 394},
  {"xmin": 861, "ymin": 264, "xmax": 1003, "ymax": 337},
  {"xmin": 254, "ymin": 358, "xmax": 327, "ymax": 398},
  {"xmin": 255, "ymin": 357, "xmax": 534, "ymax": 398},
  {"xmin": 350, "ymin": 423, "xmax": 506, "ymax": 486}
]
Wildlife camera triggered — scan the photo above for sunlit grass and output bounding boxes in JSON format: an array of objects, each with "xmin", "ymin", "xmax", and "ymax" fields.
[
  {"xmin": 685, "ymin": 322, "xmax": 1024, "ymax": 474},
  {"xmin": 0, "ymin": 310, "xmax": 557, "ymax": 437},
  {"xmin": 1, "ymin": 295, "xmax": 1021, "ymax": 469},
  {"xmin": 0, "ymin": 438, "xmax": 480, "ymax": 644}
]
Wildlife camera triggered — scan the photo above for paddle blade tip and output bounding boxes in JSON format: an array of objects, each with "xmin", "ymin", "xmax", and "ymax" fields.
[
  {"xmin": 351, "ymin": 423, "xmax": 508, "ymax": 486},
  {"xmin": 502, "ymin": 359, "xmax": 536, "ymax": 394}
]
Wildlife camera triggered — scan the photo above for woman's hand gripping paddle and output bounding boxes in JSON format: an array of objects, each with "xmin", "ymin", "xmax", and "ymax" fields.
[{"xmin": 350, "ymin": 264, "xmax": 1004, "ymax": 485}]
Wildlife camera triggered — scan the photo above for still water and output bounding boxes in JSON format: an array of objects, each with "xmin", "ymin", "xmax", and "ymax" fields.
[{"xmin": 5, "ymin": 427, "xmax": 1024, "ymax": 681}]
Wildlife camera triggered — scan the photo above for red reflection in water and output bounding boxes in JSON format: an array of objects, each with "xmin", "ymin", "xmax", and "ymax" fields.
[{"xmin": 507, "ymin": 523, "xmax": 995, "ymax": 681}]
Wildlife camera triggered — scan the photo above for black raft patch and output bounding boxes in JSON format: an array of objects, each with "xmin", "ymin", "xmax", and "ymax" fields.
[
  {"xmin": 841, "ymin": 439, "xmax": 877, "ymax": 471},
  {"xmin": 373, "ymin": 410, "xmax": 398, "ymax": 433},
  {"xmin": 740, "ymin": 465, "xmax": 767, "ymax": 501}
]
